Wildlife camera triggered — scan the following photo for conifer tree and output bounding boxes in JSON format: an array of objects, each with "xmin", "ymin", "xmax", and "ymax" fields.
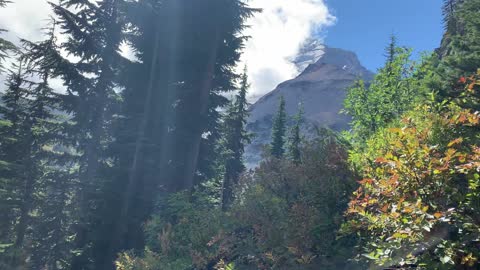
[
  {"xmin": 287, "ymin": 103, "xmax": 304, "ymax": 165},
  {"xmin": 221, "ymin": 67, "xmax": 251, "ymax": 210},
  {"xmin": 0, "ymin": 43, "xmax": 68, "ymax": 268},
  {"xmin": 385, "ymin": 34, "xmax": 397, "ymax": 67},
  {"xmin": 20, "ymin": 25, "xmax": 76, "ymax": 270},
  {"xmin": 2, "ymin": 66, "xmax": 38, "ymax": 254},
  {"xmin": 270, "ymin": 95, "xmax": 287, "ymax": 158},
  {"xmin": 0, "ymin": 63, "xmax": 31, "ymax": 267},
  {"xmin": 49, "ymin": 1, "xmax": 126, "ymax": 268},
  {"xmin": 440, "ymin": 0, "xmax": 465, "ymax": 51}
]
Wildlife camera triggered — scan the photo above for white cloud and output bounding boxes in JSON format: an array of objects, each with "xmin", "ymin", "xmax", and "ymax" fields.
[
  {"xmin": 0, "ymin": 0, "xmax": 56, "ymax": 91},
  {"xmin": 242, "ymin": 0, "xmax": 335, "ymax": 101},
  {"xmin": 0, "ymin": 0, "xmax": 55, "ymax": 43}
]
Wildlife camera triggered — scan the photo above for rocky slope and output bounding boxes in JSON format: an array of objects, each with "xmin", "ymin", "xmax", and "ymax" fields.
[{"xmin": 245, "ymin": 45, "xmax": 374, "ymax": 167}]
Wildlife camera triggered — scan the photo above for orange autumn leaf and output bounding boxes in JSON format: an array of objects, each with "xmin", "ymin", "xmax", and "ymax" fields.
[
  {"xmin": 458, "ymin": 114, "xmax": 468, "ymax": 123},
  {"xmin": 388, "ymin": 174, "xmax": 399, "ymax": 185},
  {"xmin": 375, "ymin": 157, "xmax": 389, "ymax": 163},
  {"xmin": 434, "ymin": 212, "xmax": 443, "ymax": 219},
  {"xmin": 358, "ymin": 178, "xmax": 374, "ymax": 185}
]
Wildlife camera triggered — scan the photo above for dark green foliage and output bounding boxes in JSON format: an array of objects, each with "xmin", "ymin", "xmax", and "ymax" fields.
[
  {"xmin": 270, "ymin": 96, "xmax": 287, "ymax": 158},
  {"xmin": 221, "ymin": 67, "xmax": 251, "ymax": 210},
  {"xmin": 287, "ymin": 103, "xmax": 303, "ymax": 164}
]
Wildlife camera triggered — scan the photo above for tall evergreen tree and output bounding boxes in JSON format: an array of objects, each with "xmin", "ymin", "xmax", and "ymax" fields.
[
  {"xmin": 0, "ymin": 62, "xmax": 31, "ymax": 269},
  {"xmin": 443, "ymin": 0, "xmax": 463, "ymax": 30},
  {"xmin": 439, "ymin": 0, "xmax": 465, "ymax": 57},
  {"xmin": 385, "ymin": 34, "xmax": 397, "ymax": 67},
  {"xmin": 20, "ymin": 25, "xmax": 77, "ymax": 270},
  {"xmin": 287, "ymin": 102, "xmax": 303, "ymax": 165},
  {"xmin": 0, "ymin": 33, "xmax": 69, "ymax": 267},
  {"xmin": 270, "ymin": 95, "xmax": 287, "ymax": 158},
  {"xmin": 221, "ymin": 67, "xmax": 251, "ymax": 210},
  {"xmin": 49, "ymin": 1, "xmax": 126, "ymax": 268}
]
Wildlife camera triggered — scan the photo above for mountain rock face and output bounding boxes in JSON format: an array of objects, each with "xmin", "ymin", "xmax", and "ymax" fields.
[{"xmin": 245, "ymin": 45, "xmax": 374, "ymax": 167}]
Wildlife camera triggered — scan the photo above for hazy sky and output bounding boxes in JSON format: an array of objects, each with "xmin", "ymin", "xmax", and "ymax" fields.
[{"xmin": 0, "ymin": 0, "xmax": 444, "ymax": 101}]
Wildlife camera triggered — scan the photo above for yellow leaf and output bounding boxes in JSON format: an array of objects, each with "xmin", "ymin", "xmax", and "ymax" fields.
[
  {"xmin": 448, "ymin": 137, "xmax": 463, "ymax": 147},
  {"xmin": 388, "ymin": 128, "xmax": 402, "ymax": 133},
  {"xmin": 391, "ymin": 212, "xmax": 400, "ymax": 218},
  {"xmin": 265, "ymin": 251, "xmax": 274, "ymax": 261},
  {"xmin": 392, "ymin": 232, "xmax": 408, "ymax": 239}
]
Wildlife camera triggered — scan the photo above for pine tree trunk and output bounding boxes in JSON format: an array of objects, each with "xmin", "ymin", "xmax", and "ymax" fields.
[
  {"xmin": 222, "ymin": 168, "xmax": 233, "ymax": 210},
  {"xmin": 15, "ymin": 133, "xmax": 35, "ymax": 249},
  {"xmin": 100, "ymin": 24, "xmax": 162, "ymax": 270},
  {"xmin": 71, "ymin": 4, "xmax": 119, "ymax": 267},
  {"xmin": 70, "ymin": 115, "xmax": 104, "ymax": 270},
  {"xmin": 177, "ymin": 28, "xmax": 219, "ymax": 192}
]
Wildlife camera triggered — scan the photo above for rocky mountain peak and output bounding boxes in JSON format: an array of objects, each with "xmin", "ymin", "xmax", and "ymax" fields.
[
  {"xmin": 245, "ymin": 44, "xmax": 374, "ymax": 167},
  {"xmin": 300, "ymin": 46, "xmax": 371, "ymax": 78}
]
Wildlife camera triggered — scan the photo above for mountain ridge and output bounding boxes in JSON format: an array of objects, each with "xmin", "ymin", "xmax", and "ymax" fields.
[{"xmin": 245, "ymin": 45, "xmax": 374, "ymax": 167}]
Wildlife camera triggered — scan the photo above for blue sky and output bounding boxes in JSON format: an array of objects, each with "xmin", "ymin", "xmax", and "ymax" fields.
[{"xmin": 324, "ymin": 0, "xmax": 444, "ymax": 72}]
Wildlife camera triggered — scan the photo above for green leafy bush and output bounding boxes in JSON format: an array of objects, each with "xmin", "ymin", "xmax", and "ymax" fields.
[{"xmin": 344, "ymin": 74, "xmax": 480, "ymax": 269}]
